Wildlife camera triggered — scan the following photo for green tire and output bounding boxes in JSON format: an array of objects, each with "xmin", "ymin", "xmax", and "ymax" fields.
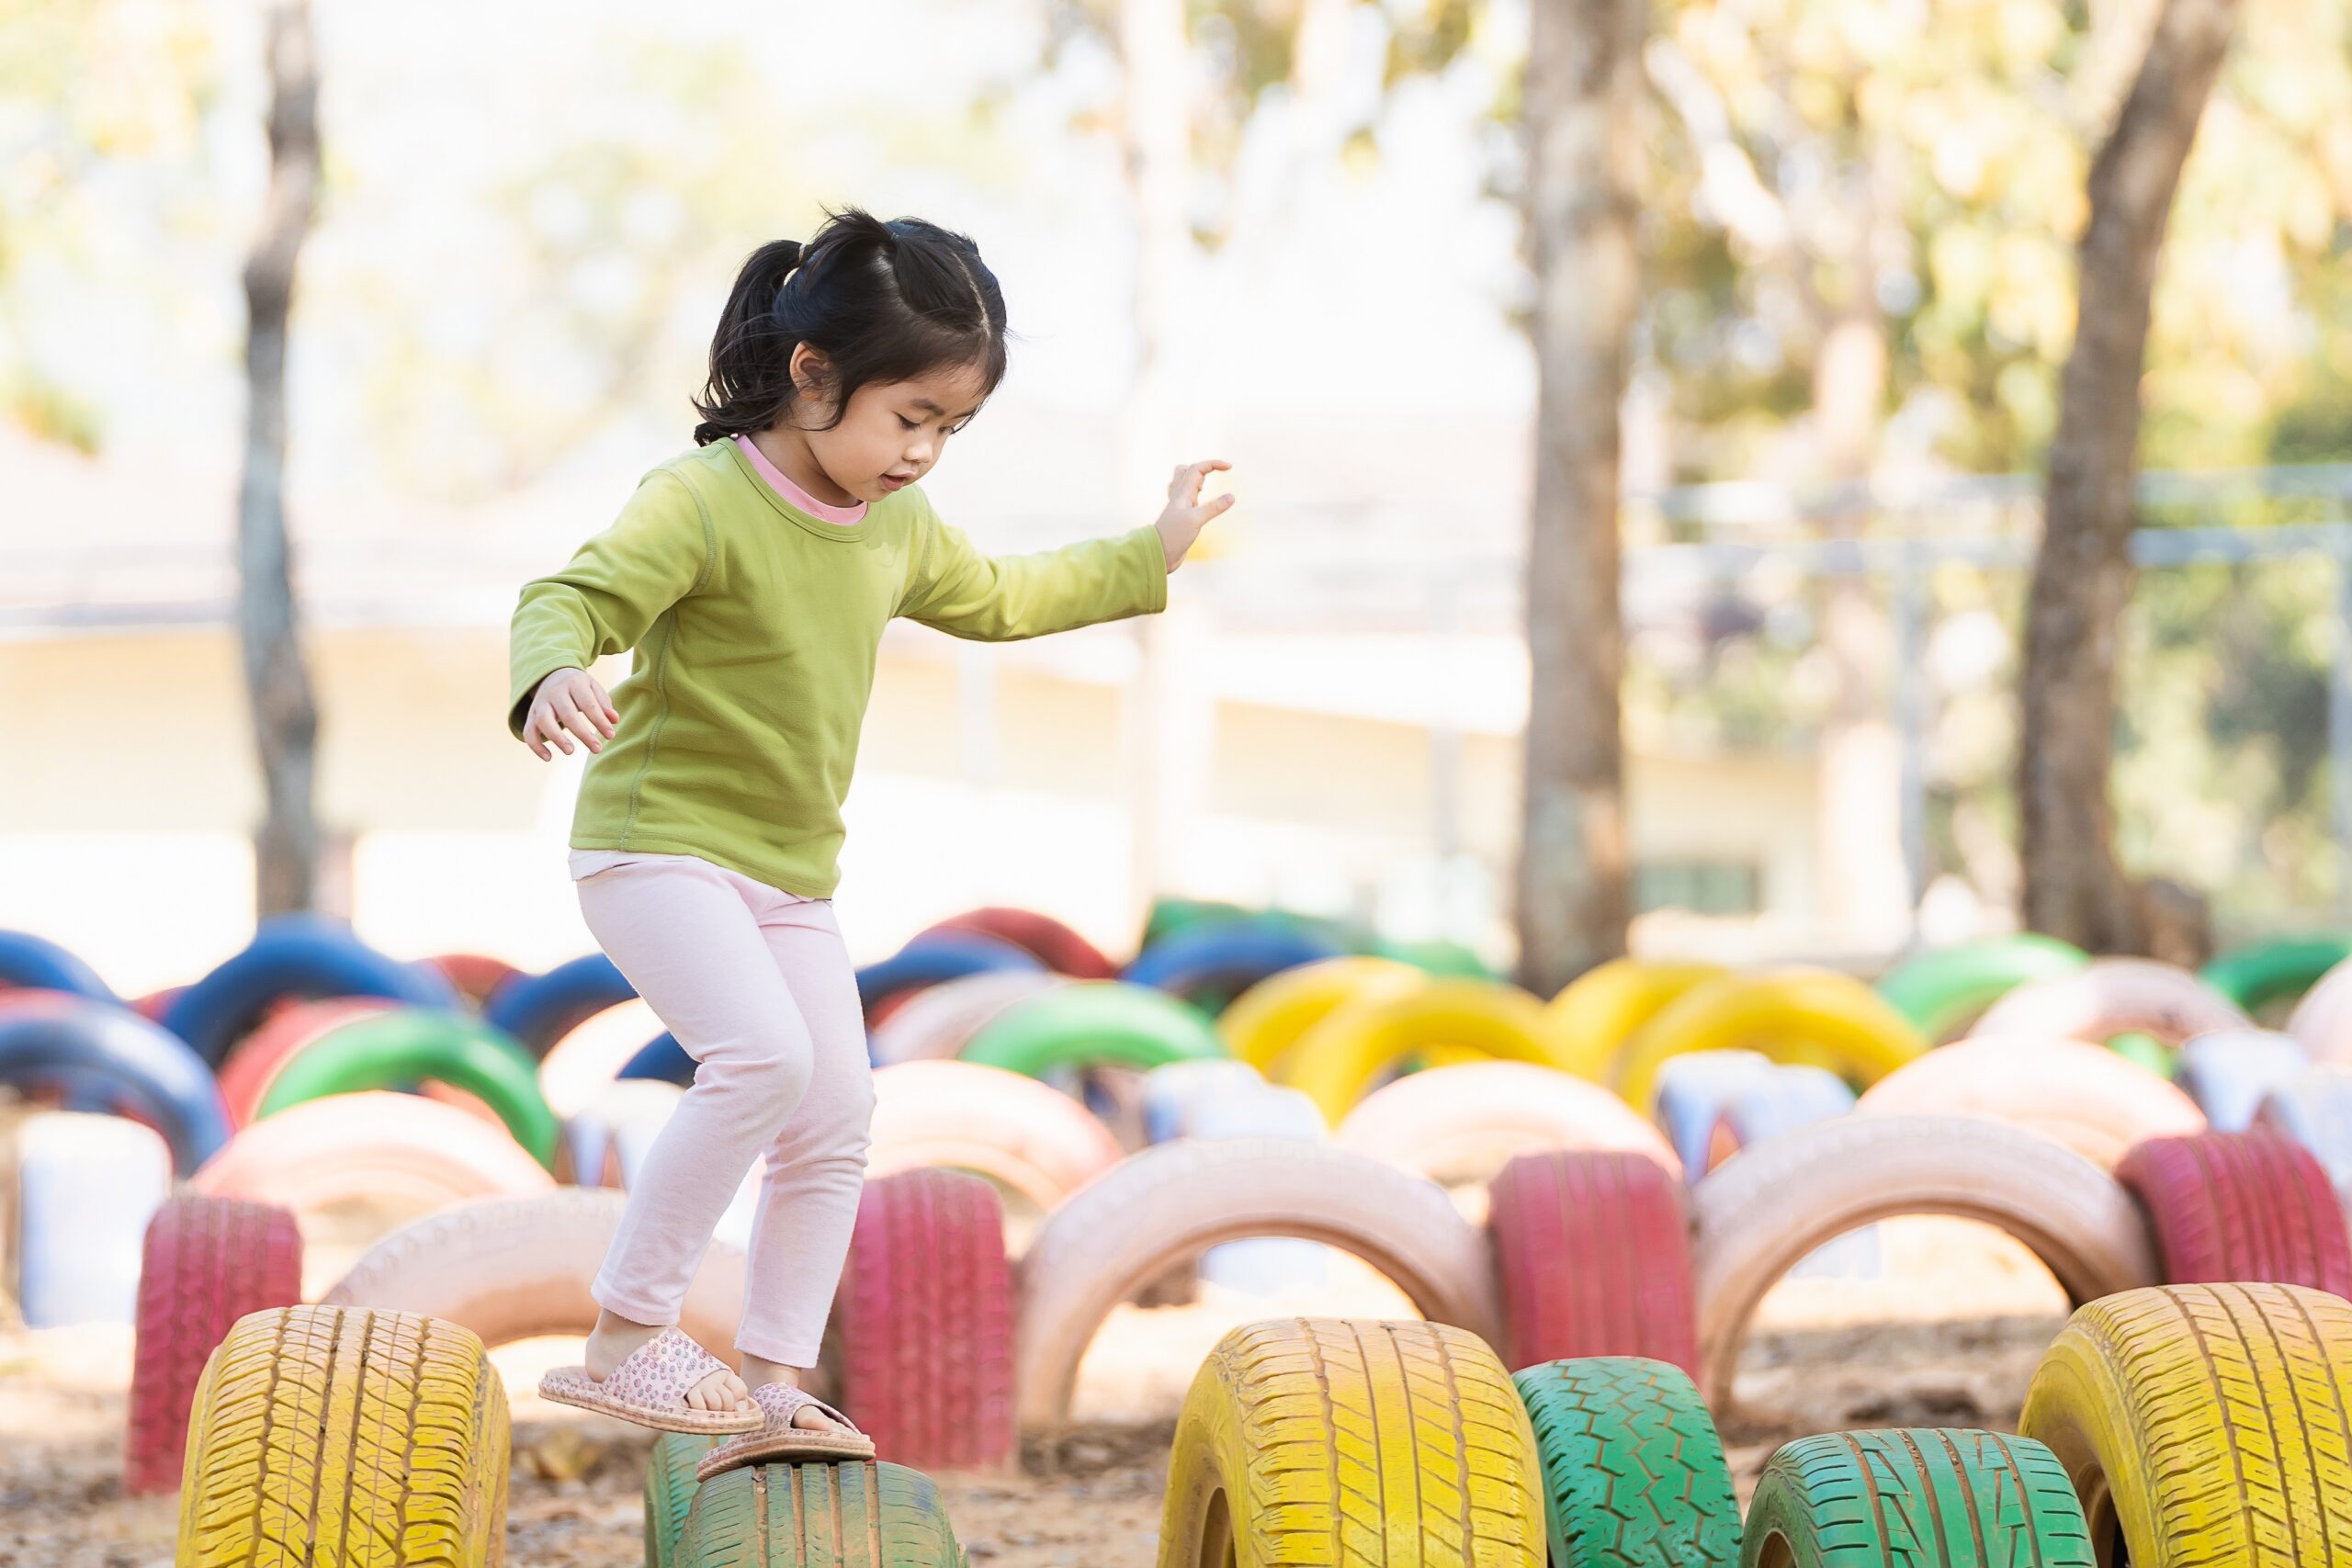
[
  {"xmin": 1875, "ymin": 935, "xmax": 2088, "ymax": 1043},
  {"xmin": 673, "ymin": 1461, "xmax": 961, "ymax": 1567},
  {"xmin": 2108, "ymin": 1031, "xmax": 2177, "ymax": 1078},
  {"xmin": 1741, "ymin": 1428, "xmax": 2092, "ymax": 1566},
  {"xmin": 254, "ymin": 1007, "xmax": 560, "ymax": 1167},
  {"xmin": 2200, "ymin": 936, "xmax": 2352, "ymax": 1013},
  {"xmin": 645, "ymin": 1434, "xmax": 715, "ymax": 1568},
  {"xmin": 1511, "ymin": 1358, "xmax": 1739, "ymax": 1567},
  {"xmin": 960, "ymin": 980, "xmax": 1225, "ymax": 1078}
]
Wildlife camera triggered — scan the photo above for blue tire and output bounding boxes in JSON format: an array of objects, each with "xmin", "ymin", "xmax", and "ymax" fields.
[
  {"xmin": 161, "ymin": 912, "xmax": 458, "ymax": 1067},
  {"xmin": 483, "ymin": 953, "xmax": 637, "ymax": 1059},
  {"xmin": 1119, "ymin": 919, "xmax": 1346, "ymax": 1008},
  {"xmin": 0, "ymin": 992, "xmax": 231, "ymax": 1175},
  {"xmin": 619, "ymin": 1032, "xmax": 695, "ymax": 1087},
  {"xmin": 857, "ymin": 932, "xmax": 1043, "ymax": 1013},
  {"xmin": 13, "ymin": 1111, "xmax": 172, "ymax": 1326},
  {"xmin": 2177, "ymin": 1029, "xmax": 2311, "ymax": 1133},
  {"xmin": 1713, "ymin": 1064, "xmax": 1880, "ymax": 1280},
  {"xmin": 0, "ymin": 930, "xmax": 118, "ymax": 1003},
  {"xmin": 1652, "ymin": 1050, "xmax": 1779, "ymax": 1179}
]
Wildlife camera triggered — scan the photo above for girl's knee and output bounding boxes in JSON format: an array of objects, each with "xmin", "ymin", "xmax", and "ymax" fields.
[{"xmin": 703, "ymin": 1030, "xmax": 816, "ymax": 1119}]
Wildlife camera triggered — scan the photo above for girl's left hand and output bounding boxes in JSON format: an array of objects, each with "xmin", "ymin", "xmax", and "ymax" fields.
[{"xmin": 1155, "ymin": 458, "xmax": 1234, "ymax": 572}]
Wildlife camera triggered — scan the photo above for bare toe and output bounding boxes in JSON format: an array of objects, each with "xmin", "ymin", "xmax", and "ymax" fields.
[
  {"xmin": 792, "ymin": 1404, "xmax": 847, "ymax": 1435},
  {"xmin": 685, "ymin": 1368, "xmax": 738, "ymax": 1411}
]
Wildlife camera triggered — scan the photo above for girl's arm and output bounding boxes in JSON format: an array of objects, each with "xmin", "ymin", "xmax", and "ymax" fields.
[{"xmin": 506, "ymin": 469, "xmax": 714, "ymax": 739}]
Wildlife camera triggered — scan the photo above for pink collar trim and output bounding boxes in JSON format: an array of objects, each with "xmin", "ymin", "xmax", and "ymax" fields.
[{"xmin": 734, "ymin": 435, "xmax": 867, "ymax": 525}]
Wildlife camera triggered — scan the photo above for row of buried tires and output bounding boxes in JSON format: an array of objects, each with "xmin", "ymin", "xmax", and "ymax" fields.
[{"xmin": 167, "ymin": 1283, "xmax": 2352, "ymax": 1565}]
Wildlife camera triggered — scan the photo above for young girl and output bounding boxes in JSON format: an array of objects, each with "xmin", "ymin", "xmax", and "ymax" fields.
[{"xmin": 508, "ymin": 205, "xmax": 1231, "ymax": 1478}]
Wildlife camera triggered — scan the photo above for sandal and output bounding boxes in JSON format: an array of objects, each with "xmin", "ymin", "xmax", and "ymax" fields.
[
  {"xmin": 695, "ymin": 1382, "xmax": 876, "ymax": 1480},
  {"xmin": 538, "ymin": 1326, "xmax": 763, "ymax": 1434}
]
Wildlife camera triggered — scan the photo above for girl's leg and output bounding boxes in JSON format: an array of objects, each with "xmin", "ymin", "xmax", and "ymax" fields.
[{"xmin": 574, "ymin": 856, "xmax": 822, "ymax": 1411}]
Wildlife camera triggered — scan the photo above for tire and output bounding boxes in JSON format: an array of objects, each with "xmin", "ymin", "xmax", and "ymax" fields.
[
  {"xmin": 673, "ymin": 1461, "xmax": 963, "ymax": 1567},
  {"xmin": 1874, "ymin": 934, "xmax": 2090, "ymax": 1043},
  {"xmin": 1974, "ymin": 957, "xmax": 2250, "ymax": 1048},
  {"xmin": 1016, "ymin": 1139, "xmax": 1500, "ymax": 1425},
  {"xmin": 621, "ymin": 1032, "xmax": 695, "ymax": 1087},
  {"xmin": 1141, "ymin": 1059, "xmax": 1271, "ymax": 1145},
  {"xmin": 123, "ymin": 1196, "xmax": 303, "ymax": 1495},
  {"xmin": 1334, "ymin": 1060, "xmax": 1681, "ymax": 1184},
  {"xmin": 2018, "ymin": 1282, "xmax": 2352, "ymax": 1566},
  {"xmin": 13, "ymin": 1111, "xmax": 173, "ymax": 1327},
  {"xmin": 1615, "ymin": 970, "xmax": 1929, "ymax": 1113},
  {"xmin": 1214, "ymin": 956, "xmax": 1425, "ymax": 1075},
  {"xmin": 1854, "ymin": 1036, "xmax": 2206, "ymax": 1168},
  {"xmin": 1690, "ymin": 1114, "xmax": 2158, "ymax": 1409},
  {"xmin": 2202, "ymin": 935, "xmax": 2352, "ymax": 1015},
  {"xmin": 553, "ymin": 1078, "xmax": 684, "ymax": 1187},
  {"xmin": 1122, "ymin": 917, "xmax": 1348, "ymax": 1010},
  {"xmin": 868, "ymin": 1059, "xmax": 1125, "ymax": 1212},
  {"xmin": 426, "ymin": 952, "xmax": 525, "ymax": 1010},
  {"xmin": 162, "ymin": 910, "xmax": 459, "ymax": 1067},
  {"xmin": 831, "ymin": 1168, "xmax": 1015, "ymax": 1470},
  {"xmin": 536, "ymin": 997, "xmax": 665, "ymax": 1120},
  {"xmin": 1187, "ymin": 1087, "xmax": 1335, "ymax": 1295},
  {"xmin": 0, "ymin": 928, "xmax": 119, "ymax": 1002},
  {"xmin": 920, "ymin": 906, "xmax": 1118, "ymax": 979},
  {"xmin": 2290, "ymin": 955, "xmax": 2352, "ymax": 1066},
  {"xmin": 175, "ymin": 1304, "xmax": 509, "ymax": 1568},
  {"xmin": 321, "ymin": 1187, "xmax": 746, "ymax": 1352},
  {"xmin": 0, "ymin": 990, "xmax": 232, "ymax": 1175},
  {"xmin": 2174, "ymin": 1029, "xmax": 2310, "ymax": 1132},
  {"xmin": 1741, "ymin": 1428, "xmax": 2091, "ymax": 1566},
  {"xmin": 1511, "ymin": 1357, "xmax": 1738, "ymax": 1568},
  {"xmin": 1488, "ymin": 1151, "xmax": 1698, "ymax": 1375},
  {"xmin": 858, "ymin": 931, "xmax": 1044, "ymax": 1014},
  {"xmin": 2115, "ymin": 1131, "xmax": 2352, "ymax": 1294},
  {"xmin": 190, "ymin": 1090, "xmax": 555, "ymax": 1219},
  {"xmin": 2256, "ymin": 1064, "xmax": 2352, "ymax": 1196},
  {"xmin": 868, "ymin": 969, "xmax": 1066, "ymax": 1066},
  {"xmin": 483, "ymin": 951, "xmax": 637, "ymax": 1060},
  {"xmin": 1280, "ymin": 978, "xmax": 1581, "ymax": 1123},
  {"xmin": 1156, "ymin": 1316, "xmax": 1544, "ymax": 1568},
  {"xmin": 1542, "ymin": 958, "xmax": 1727, "ymax": 1081},
  {"xmin": 644, "ymin": 1433, "xmax": 713, "ymax": 1568},
  {"xmin": 1714, "ymin": 1064, "xmax": 1856, "ymax": 1152},
  {"xmin": 215, "ymin": 996, "xmax": 398, "ymax": 1127},
  {"xmin": 254, "ymin": 1007, "xmax": 560, "ymax": 1167},
  {"xmin": 1654, "ymin": 1051, "xmax": 1780, "ymax": 1178},
  {"xmin": 962, "ymin": 981, "xmax": 1227, "ymax": 1080}
]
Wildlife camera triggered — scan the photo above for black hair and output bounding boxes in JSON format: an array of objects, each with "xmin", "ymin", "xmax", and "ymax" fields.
[{"xmin": 691, "ymin": 204, "xmax": 1010, "ymax": 445}]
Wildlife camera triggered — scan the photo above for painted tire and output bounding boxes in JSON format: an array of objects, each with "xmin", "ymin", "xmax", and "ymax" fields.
[
  {"xmin": 1542, "ymin": 958, "xmax": 1726, "ymax": 1080},
  {"xmin": 1713, "ymin": 1064, "xmax": 1856, "ymax": 1154},
  {"xmin": 190, "ymin": 1090, "xmax": 554, "ymax": 1218},
  {"xmin": 1142, "ymin": 1059, "xmax": 1272, "ymax": 1145},
  {"xmin": 920, "ymin": 906, "xmax": 1117, "ymax": 979},
  {"xmin": 1213, "ymin": 956, "xmax": 1425, "ymax": 1075},
  {"xmin": 1614, "ymin": 970, "xmax": 1929, "ymax": 1112},
  {"xmin": 2173, "ymin": 1029, "xmax": 2310, "ymax": 1132},
  {"xmin": 162, "ymin": 911, "xmax": 459, "ymax": 1067},
  {"xmin": 1974, "ymin": 957, "xmax": 2250, "ymax": 1048},
  {"xmin": 1690, "ymin": 1114, "xmax": 2158, "ymax": 1409},
  {"xmin": 1333, "ymin": 1060, "xmax": 1680, "ymax": 1185},
  {"xmin": 1186, "ymin": 1086, "xmax": 1335, "ymax": 1295},
  {"xmin": 1156, "ymin": 1317, "xmax": 1544, "ymax": 1568},
  {"xmin": 175, "ymin": 1305, "xmax": 508, "ymax": 1568},
  {"xmin": 1489, "ymin": 1151, "xmax": 1698, "ymax": 1376},
  {"xmin": 1281, "ymin": 978, "xmax": 1579, "ymax": 1122},
  {"xmin": 322, "ymin": 1187, "xmax": 745, "ymax": 1352},
  {"xmin": 2200, "ymin": 935, "xmax": 2352, "ymax": 1014},
  {"xmin": 858, "ymin": 931, "xmax": 1044, "ymax": 1014},
  {"xmin": 1874, "ymin": 934, "xmax": 2089, "ymax": 1043},
  {"xmin": 2289, "ymin": 956, "xmax": 2352, "ymax": 1065},
  {"xmin": 0, "ymin": 929, "xmax": 118, "ymax": 1002},
  {"xmin": 2115, "ymin": 1132, "xmax": 2352, "ymax": 1294},
  {"xmin": 0, "ymin": 990, "xmax": 231, "ymax": 1174},
  {"xmin": 1121, "ymin": 918, "xmax": 1347, "ymax": 1008},
  {"xmin": 868, "ymin": 969, "xmax": 1066, "ymax": 1066},
  {"xmin": 1654, "ymin": 1050, "xmax": 1781, "ymax": 1178},
  {"xmin": 536, "ymin": 996, "xmax": 665, "ymax": 1119},
  {"xmin": 2255, "ymin": 1064, "xmax": 2352, "ymax": 1196},
  {"xmin": 553, "ymin": 1078, "xmax": 684, "ymax": 1187},
  {"xmin": 1741, "ymin": 1428, "xmax": 2090, "ymax": 1566},
  {"xmin": 1140, "ymin": 896, "xmax": 1252, "ymax": 949},
  {"xmin": 1016, "ymin": 1139, "xmax": 1499, "ymax": 1425},
  {"xmin": 962, "ymin": 981, "xmax": 1226, "ymax": 1080},
  {"xmin": 254, "ymin": 1008, "xmax": 559, "ymax": 1166},
  {"xmin": 867, "ymin": 1059, "xmax": 1125, "ymax": 1212},
  {"xmin": 1512, "ymin": 1358, "xmax": 1737, "ymax": 1567},
  {"xmin": 673, "ymin": 1461, "xmax": 963, "ymax": 1567},
  {"xmin": 124, "ymin": 1196, "xmax": 302, "ymax": 1495},
  {"xmin": 482, "ymin": 952, "xmax": 636, "ymax": 1059},
  {"xmin": 644, "ymin": 1434, "xmax": 712, "ymax": 1568},
  {"xmin": 620, "ymin": 1032, "xmax": 695, "ymax": 1087},
  {"xmin": 13, "ymin": 1111, "xmax": 172, "ymax": 1327},
  {"xmin": 215, "ymin": 996, "xmax": 397, "ymax": 1127},
  {"xmin": 2020, "ymin": 1282, "xmax": 2352, "ymax": 1566},
  {"xmin": 425, "ymin": 952, "xmax": 523, "ymax": 1010},
  {"xmin": 1855, "ymin": 1035, "xmax": 2206, "ymax": 1168},
  {"xmin": 832, "ymin": 1168, "xmax": 1015, "ymax": 1470}
]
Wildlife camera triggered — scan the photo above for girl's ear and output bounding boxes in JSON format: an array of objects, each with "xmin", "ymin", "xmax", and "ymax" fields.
[{"xmin": 788, "ymin": 342, "xmax": 833, "ymax": 401}]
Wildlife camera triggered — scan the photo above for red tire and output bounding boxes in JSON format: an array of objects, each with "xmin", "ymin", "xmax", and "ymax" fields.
[
  {"xmin": 922, "ymin": 907, "xmax": 1118, "ymax": 979},
  {"xmin": 426, "ymin": 953, "xmax": 522, "ymax": 1010},
  {"xmin": 831, "ymin": 1168, "xmax": 1015, "ymax": 1471},
  {"xmin": 123, "ymin": 1195, "xmax": 302, "ymax": 1495},
  {"xmin": 1487, "ymin": 1149, "xmax": 1697, "ymax": 1378},
  {"xmin": 215, "ymin": 997, "xmax": 398, "ymax": 1127},
  {"xmin": 2116, "ymin": 1131, "xmax": 2352, "ymax": 1295}
]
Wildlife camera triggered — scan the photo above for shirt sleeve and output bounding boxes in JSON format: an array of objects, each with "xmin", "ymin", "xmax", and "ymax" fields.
[
  {"xmin": 505, "ymin": 468, "xmax": 714, "ymax": 739},
  {"xmin": 894, "ymin": 493, "xmax": 1170, "ymax": 642}
]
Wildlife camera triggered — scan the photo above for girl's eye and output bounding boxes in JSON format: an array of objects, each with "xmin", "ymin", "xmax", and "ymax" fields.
[{"xmin": 897, "ymin": 415, "xmax": 920, "ymax": 431}]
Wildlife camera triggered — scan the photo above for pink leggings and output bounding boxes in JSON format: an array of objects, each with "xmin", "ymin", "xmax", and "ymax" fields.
[{"xmin": 571, "ymin": 849, "xmax": 871, "ymax": 1367}]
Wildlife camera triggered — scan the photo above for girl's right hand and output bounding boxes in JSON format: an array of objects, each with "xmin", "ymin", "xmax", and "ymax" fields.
[{"xmin": 524, "ymin": 667, "xmax": 617, "ymax": 760}]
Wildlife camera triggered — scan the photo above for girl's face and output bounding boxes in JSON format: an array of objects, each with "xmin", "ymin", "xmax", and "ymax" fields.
[{"xmin": 786, "ymin": 344, "xmax": 988, "ymax": 504}]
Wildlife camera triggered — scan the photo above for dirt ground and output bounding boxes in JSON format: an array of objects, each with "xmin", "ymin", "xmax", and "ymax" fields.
[{"xmin": 0, "ymin": 1217, "xmax": 2072, "ymax": 1568}]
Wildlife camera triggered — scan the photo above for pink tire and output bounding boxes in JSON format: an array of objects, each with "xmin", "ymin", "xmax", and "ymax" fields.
[
  {"xmin": 189, "ymin": 1090, "xmax": 554, "ymax": 1219},
  {"xmin": 1854, "ymin": 1034, "xmax": 2207, "ymax": 1168},
  {"xmin": 215, "ymin": 997, "xmax": 399, "ymax": 1128},
  {"xmin": 1973, "ymin": 958, "xmax": 2249, "ymax": 1047},
  {"xmin": 1332, "ymin": 1060, "xmax": 1681, "ymax": 1184},
  {"xmin": 2289, "ymin": 958, "xmax": 2352, "ymax": 1065},
  {"xmin": 868, "ymin": 1060, "xmax": 1124, "ymax": 1212},
  {"xmin": 868, "ymin": 970, "xmax": 1068, "ymax": 1067},
  {"xmin": 1487, "ymin": 1149, "xmax": 1697, "ymax": 1375}
]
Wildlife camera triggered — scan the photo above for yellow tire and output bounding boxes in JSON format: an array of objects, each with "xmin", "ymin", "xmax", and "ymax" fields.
[
  {"xmin": 1216, "ymin": 957, "xmax": 1425, "ymax": 1075},
  {"xmin": 1541, "ymin": 959, "xmax": 1724, "ymax": 1081},
  {"xmin": 1613, "ymin": 969, "xmax": 1928, "ymax": 1111},
  {"xmin": 1157, "ymin": 1316, "xmax": 1544, "ymax": 1568},
  {"xmin": 177, "ymin": 1303, "xmax": 510, "ymax": 1567},
  {"xmin": 1281, "ymin": 979, "xmax": 1571, "ymax": 1122},
  {"xmin": 2018, "ymin": 1282, "xmax": 2352, "ymax": 1565}
]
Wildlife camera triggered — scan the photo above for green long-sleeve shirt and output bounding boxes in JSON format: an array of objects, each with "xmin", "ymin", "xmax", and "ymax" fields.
[{"xmin": 507, "ymin": 438, "xmax": 1169, "ymax": 897}]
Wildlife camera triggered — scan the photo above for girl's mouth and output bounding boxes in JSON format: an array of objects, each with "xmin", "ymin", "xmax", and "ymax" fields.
[{"xmin": 878, "ymin": 473, "xmax": 913, "ymax": 491}]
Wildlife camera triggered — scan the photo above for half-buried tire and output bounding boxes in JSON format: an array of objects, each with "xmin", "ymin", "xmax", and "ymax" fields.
[
  {"xmin": 644, "ymin": 1433, "xmax": 713, "ymax": 1568},
  {"xmin": 1488, "ymin": 1151, "xmax": 1698, "ymax": 1376},
  {"xmin": 2114, "ymin": 1130, "xmax": 2352, "ymax": 1294},
  {"xmin": 673, "ymin": 1461, "xmax": 962, "ymax": 1567},
  {"xmin": 1512, "ymin": 1357, "xmax": 1738, "ymax": 1567},
  {"xmin": 1740, "ymin": 1428, "xmax": 2091, "ymax": 1566}
]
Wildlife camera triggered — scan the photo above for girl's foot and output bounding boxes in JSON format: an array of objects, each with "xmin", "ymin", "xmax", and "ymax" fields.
[
  {"xmin": 538, "ymin": 1325, "xmax": 763, "ymax": 1435},
  {"xmin": 694, "ymin": 1381, "xmax": 876, "ymax": 1483},
  {"xmin": 589, "ymin": 1315, "xmax": 752, "ymax": 1416},
  {"xmin": 741, "ymin": 1357, "xmax": 856, "ymax": 1437}
]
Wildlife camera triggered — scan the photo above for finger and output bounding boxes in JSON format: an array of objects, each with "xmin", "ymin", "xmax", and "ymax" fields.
[{"xmin": 559, "ymin": 708, "xmax": 604, "ymax": 752}]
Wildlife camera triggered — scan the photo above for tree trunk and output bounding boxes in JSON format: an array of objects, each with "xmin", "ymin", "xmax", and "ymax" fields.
[
  {"xmin": 2018, "ymin": 0, "xmax": 2236, "ymax": 953},
  {"xmin": 1515, "ymin": 0, "xmax": 1645, "ymax": 997},
  {"xmin": 238, "ymin": 0, "xmax": 322, "ymax": 918}
]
